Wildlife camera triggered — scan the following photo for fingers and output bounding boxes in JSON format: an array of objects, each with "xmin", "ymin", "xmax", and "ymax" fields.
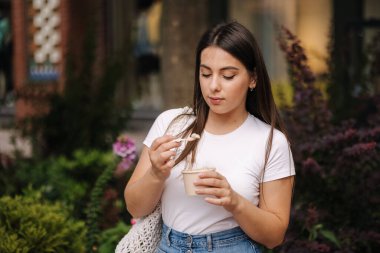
[
  {"xmin": 194, "ymin": 173, "xmax": 226, "ymax": 194},
  {"xmin": 149, "ymin": 146, "xmax": 178, "ymax": 169},
  {"xmin": 148, "ymin": 135, "xmax": 181, "ymax": 181},
  {"xmin": 198, "ymin": 171, "xmax": 224, "ymax": 180},
  {"xmin": 149, "ymin": 135, "xmax": 181, "ymax": 164},
  {"xmin": 196, "ymin": 187, "xmax": 230, "ymax": 198},
  {"xmin": 195, "ymin": 171, "xmax": 227, "ymax": 188},
  {"xmin": 150, "ymin": 135, "xmax": 172, "ymax": 150},
  {"xmin": 194, "ymin": 177, "xmax": 227, "ymax": 188},
  {"xmin": 151, "ymin": 135, "xmax": 180, "ymax": 152},
  {"xmin": 204, "ymin": 197, "xmax": 228, "ymax": 206},
  {"xmin": 155, "ymin": 157, "xmax": 175, "ymax": 172},
  {"xmin": 193, "ymin": 172, "xmax": 238, "ymax": 211},
  {"xmin": 196, "ymin": 186, "xmax": 235, "ymax": 210},
  {"xmin": 151, "ymin": 149, "xmax": 174, "ymax": 164},
  {"xmin": 197, "ymin": 186, "xmax": 238, "ymax": 213}
]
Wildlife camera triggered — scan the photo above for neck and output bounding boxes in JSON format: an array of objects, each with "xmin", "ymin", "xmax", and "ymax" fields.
[{"xmin": 205, "ymin": 109, "xmax": 248, "ymax": 135}]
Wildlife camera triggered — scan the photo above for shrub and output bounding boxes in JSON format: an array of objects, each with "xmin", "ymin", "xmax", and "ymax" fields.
[
  {"xmin": 0, "ymin": 153, "xmax": 17, "ymax": 195},
  {"xmin": 98, "ymin": 221, "xmax": 131, "ymax": 253},
  {"xmin": 275, "ymin": 26, "xmax": 380, "ymax": 253},
  {"xmin": 86, "ymin": 161, "xmax": 118, "ymax": 252},
  {"xmin": 86, "ymin": 134, "xmax": 137, "ymax": 253},
  {"xmin": 12, "ymin": 149, "xmax": 114, "ymax": 219},
  {"xmin": 0, "ymin": 191, "xmax": 86, "ymax": 253}
]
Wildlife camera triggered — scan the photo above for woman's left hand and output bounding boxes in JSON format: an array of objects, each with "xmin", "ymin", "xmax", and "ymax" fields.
[{"xmin": 194, "ymin": 170, "xmax": 241, "ymax": 213}]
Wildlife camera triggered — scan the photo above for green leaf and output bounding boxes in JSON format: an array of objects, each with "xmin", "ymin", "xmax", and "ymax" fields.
[
  {"xmin": 320, "ymin": 229, "xmax": 341, "ymax": 248},
  {"xmin": 0, "ymin": 192, "xmax": 86, "ymax": 253}
]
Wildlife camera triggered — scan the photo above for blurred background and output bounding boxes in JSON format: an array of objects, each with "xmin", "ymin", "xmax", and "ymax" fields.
[{"xmin": 0, "ymin": 0, "xmax": 379, "ymax": 252}]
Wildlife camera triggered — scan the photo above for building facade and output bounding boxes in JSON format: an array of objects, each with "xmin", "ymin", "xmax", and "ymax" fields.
[{"xmin": 0, "ymin": 0, "xmax": 379, "ymax": 126}]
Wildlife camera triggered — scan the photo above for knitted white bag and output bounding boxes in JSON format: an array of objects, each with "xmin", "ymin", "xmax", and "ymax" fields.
[
  {"xmin": 115, "ymin": 202, "xmax": 162, "ymax": 253},
  {"xmin": 115, "ymin": 107, "xmax": 194, "ymax": 253}
]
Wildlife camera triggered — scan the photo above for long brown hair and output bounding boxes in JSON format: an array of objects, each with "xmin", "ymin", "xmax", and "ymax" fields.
[{"xmin": 174, "ymin": 21, "xmax": 288, "ymax": 170}]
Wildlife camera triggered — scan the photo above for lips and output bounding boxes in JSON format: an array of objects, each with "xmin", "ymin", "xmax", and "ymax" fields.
[{"xmin": 209, "ymin": 96, "xmax": 224, "ymax": 105}]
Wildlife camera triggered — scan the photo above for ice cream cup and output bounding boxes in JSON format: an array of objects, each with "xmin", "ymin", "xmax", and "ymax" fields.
[{"xmin": 182, "ymin": 167, "xmax": 216, "ymax": 196}]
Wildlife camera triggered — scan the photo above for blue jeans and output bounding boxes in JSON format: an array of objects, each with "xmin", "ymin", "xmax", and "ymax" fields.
[{"xmin": 155, "ymin": 223, "xmax": 262, "ymax": 253}]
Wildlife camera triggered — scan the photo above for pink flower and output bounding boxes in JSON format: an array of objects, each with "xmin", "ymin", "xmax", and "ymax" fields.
[
  {"xmin": 113, "ymin": 135, "xmax": 136, "ymax": 158},
  {"xmin": 302, "ymin": 157, "xmax": 323, "ymax": 176},
  {"xmin": 113, "ymin": 135, "xmax": 137, "ymax": 176},
  {"xmin": 343, "ymin": 141, "xmax": 377, "ymax": 157},
  {"xmin": 130, "ymin": 218, "xmax": 137, "ymax": 225}
]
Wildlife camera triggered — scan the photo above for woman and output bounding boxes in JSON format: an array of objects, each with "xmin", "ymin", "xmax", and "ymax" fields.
[{"xmin": 124, "ymin": 21, "xmax": 295, "ymax": 252}]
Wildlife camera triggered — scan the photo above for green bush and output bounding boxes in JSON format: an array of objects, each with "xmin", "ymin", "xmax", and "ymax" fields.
[
  {"xmin": 13, "ymin": 149, "xmax": 114, "ymax": 219},
  {"xmin": 86, "ymin": 160, "xmax": 118, "ymax": 252},
  {"xmin": 0, "ymin": 191, "xmax": 86, "ymax": 253},
  {"xmin": 276, "ymin": 26, "xmax": 380, "ymax": 253},
  {"xmin": 98, "ymin": 221, "xmax": 131, "ymax": 253},
  {"xmin": 0, "ymin": 149, "xmax": 116, "ymax": 220}
]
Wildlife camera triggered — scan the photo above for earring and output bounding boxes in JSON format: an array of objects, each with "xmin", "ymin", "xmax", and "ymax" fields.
[{"xmin": 249, "ymin": 87, "xmax": 254, "ymax": 92}]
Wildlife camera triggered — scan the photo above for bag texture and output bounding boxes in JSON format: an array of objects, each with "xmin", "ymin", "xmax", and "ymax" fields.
[
  {"xmin": 115, "ymin": 107, "xmax": 194, "ymax": 253},
  {"xmin": 115, "ymin": 202, "xmax": 162, "ymax": 253}
]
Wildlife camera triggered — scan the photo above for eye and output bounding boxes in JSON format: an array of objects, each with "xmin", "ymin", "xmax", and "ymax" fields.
[
  {"xmin": 201, "ymin": 73, "xmax": 211, "ymax": 78},
  {"xmin": 223, "ymin": 75, "xmax": 235, "ymax": 80}
]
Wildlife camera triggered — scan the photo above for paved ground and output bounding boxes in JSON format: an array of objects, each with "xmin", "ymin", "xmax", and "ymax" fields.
[{"xmin": 0, "ymin": 129, "xmax": 32, "ymax": 157}]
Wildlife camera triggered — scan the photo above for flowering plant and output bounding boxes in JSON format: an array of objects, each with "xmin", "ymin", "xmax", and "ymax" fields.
[
  {"xmin": 276, "ymin": 26, "xmax": 380, "ymax": 253},
  {"xmin": 113, "ymin": 135, "xmax": 137, "ymax": 177},
  {"xmin": 86, "ymin": 137, "xmax": 137, "ymax": 252}
]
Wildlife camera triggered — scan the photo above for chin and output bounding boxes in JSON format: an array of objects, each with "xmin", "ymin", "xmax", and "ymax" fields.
[{"xmin": 208, "ymin": 106, "xmax": 229, "ymax": 115}]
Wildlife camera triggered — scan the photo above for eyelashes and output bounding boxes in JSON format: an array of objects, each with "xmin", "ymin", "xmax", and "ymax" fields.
[
  {"xmin": 200, "ymin": 74, "xmax": 236, "ymax": 80},
  {"xmin": 223, "ymin": 75, "xmax": 235, "ymax": 80}
]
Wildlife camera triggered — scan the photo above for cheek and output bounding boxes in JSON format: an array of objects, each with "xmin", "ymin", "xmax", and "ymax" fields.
[
  {"xmin": 199, "ymin": 80, "xmax": 207, "ymax": 94},
  {"xmin": 229, "ymin": 81, "xmax": 249, "ymax": 99}
]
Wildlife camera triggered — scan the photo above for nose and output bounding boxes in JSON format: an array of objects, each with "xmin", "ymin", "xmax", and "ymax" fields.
[{"xmin": 209, "ymin": 75, "xmax": 221, "ymax": 92}]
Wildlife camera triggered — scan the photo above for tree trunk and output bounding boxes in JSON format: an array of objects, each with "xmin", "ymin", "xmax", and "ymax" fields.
[{"xmin": 161, "ymin": 0, "xmax": 208, "ymax": 109}]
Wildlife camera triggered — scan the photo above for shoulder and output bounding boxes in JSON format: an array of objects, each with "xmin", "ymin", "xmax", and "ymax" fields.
[
  {"xmin": 143, "ymin": 107, "xmax": 193, "ymax": 147},
  {"xmin": 156, "ymin": 108, "xmax": 183, "ymax": 121},
  {"xmin": 154, "ymin": 106, "xmax": 194, "ymax": 131},
  {"xmin": 156, "ymin": 106, "xmax": 194, "ymax": 123},
  {"xmin": 248, "ymin": 115, "xmax": 289, "ymax": 147}
]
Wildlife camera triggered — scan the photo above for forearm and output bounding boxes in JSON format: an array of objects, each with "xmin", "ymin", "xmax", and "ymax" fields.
[
  {"xmin": 232, "ymin": 195, "xmax": 288, "ymax": 249},
  {"xmin": 124, "ymin": 168, "xmax": 165, "ymax": 218}
]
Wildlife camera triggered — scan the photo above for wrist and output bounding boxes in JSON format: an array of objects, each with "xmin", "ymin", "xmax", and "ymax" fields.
[
  {"xmin": 148, "ymin": 167, "xmax": 166, "ymax": 183},
  {"xmin": 230, "ymin": 193, "xmax": 245, "ymax": 215}
]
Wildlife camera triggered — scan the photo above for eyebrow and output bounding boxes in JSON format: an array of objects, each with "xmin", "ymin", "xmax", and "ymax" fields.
[{"xmin": 200, "ymin": 64, "xmax": 239, "ymax": 71}]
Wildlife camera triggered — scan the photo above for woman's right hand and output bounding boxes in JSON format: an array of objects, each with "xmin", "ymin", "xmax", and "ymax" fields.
[{"xmin": 148, "ymin": 135, "xmax": 181, "ymax": 181}]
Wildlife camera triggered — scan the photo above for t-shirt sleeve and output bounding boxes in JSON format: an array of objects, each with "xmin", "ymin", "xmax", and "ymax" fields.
[
  {"xmin": 143, "ymin": 108, "xmax": 183, "ymax": 148},
  {"xmin": 262, "ymin": 130, "xmax": 296, "ymax": 182}
]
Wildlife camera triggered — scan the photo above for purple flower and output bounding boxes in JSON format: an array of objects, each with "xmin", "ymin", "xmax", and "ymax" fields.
[
  {"xmin": 302, "ymin": 157, "xmax": 323, "ymax": 176},
  {"xmin": 119, "ymin": 158, "xmax": 134, "ymax": 170},
  {"xmin": 343, "ymin": 142, "xmax": 377, "ymax": 157},
  {"xmin": 113, "ymin": 136, "xmax": 136, "ymax": 158},
  {"xmin": 113, "ymin": 135, "xmax": 137, "ymax": 176}
]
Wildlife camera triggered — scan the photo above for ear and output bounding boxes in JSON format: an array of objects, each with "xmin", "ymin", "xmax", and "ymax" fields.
[{"xmin": 249, "ymin": 76, "xmax": 257, "ymax": 89}]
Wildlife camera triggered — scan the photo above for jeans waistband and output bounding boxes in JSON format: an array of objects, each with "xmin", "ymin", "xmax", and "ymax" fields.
[{"xmin": 162, "ymin": 223, "xmax": 250, "ymax": 251}]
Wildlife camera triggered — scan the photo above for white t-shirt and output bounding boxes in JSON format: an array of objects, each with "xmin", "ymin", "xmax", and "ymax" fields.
[{"xmin": 143, "ymin": 107, "xmax": 295, "ymax": 234}]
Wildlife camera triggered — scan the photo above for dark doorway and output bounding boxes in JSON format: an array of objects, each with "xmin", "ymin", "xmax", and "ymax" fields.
[{"xmin": 0, "ymin": 0, "xmax": 13, "ymax": 108}]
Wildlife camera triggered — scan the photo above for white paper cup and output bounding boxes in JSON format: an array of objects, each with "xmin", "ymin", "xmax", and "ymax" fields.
[{"xmin": 182, "ymin": 168, "xmax": 216, "ymax": 196}]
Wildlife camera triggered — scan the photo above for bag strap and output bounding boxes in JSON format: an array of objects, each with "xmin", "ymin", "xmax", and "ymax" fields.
[{"xmin": 164, "ymin": 107, "xmax": 194, "ymax": 137}]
